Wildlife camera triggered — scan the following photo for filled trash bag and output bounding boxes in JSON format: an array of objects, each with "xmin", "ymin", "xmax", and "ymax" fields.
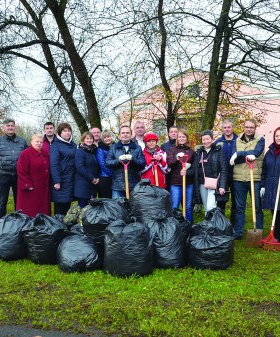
[
  {"xmin": 69, "ymin": 224, "xmax": 86, "ymax": 236},
  {"xmin": 143, "ymin": 216, "xmax": 187, "ymax": 268},
  {"xmin": 103, "ymin": 219, "xmax": 153, "ymax": 277},
  {"xmin": 57, "ymin": 235, "xmax": 99, "ymax": 273},
  {"xmin": 191, "ymin": 208, "xmax": 233, "ymax": 237},
  {"xmin": 0, "ymin": 211, "xmax": 30, "ymax": 261},
  {"xmin": 82, "ymin": 198, "xmax": 130, "ymax": 258},
  {"xmin": 172, "ymin": 208, "xmax": 192, "ymax": 240},
  {"xmin": 22, "ymin": 214, "xmax": 67, "ymax": 264},
  {"xmin": 186, "ymin": 234, "xmax": 234, "ymax": 270},
  {"xmin": 130, "ymin": 179, "xmax": 173, "ymax": 222}
]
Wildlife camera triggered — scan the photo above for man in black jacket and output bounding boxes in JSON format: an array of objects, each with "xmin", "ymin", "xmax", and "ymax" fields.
[
  {"xmin": 0, "ymin": 118, "xmax": 27, "ymax": 217},
  {"xmin": 105, "ymin": 125, "xmax": 146, "ymax": 199}
]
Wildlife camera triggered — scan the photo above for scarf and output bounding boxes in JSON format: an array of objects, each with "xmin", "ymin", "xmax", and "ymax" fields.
[
  {"xmin": 79, "ymin": 143, "xmax": 96, "ymax": 154},
  {"xmin": 274, "ymin": 142, "xmax": 280, "ymax": 158}
]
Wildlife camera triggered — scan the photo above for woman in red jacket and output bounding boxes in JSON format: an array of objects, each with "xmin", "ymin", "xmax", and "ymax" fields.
[
  {"xmin": 16, "ymin": 134, "xmax": 51, "ymax": 217},
  {"xmin": 141, "ymin": 133, "xmax": 169, "ymax": 188}
]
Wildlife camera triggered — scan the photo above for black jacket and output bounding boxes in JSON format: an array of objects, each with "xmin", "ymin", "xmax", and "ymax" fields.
[
  {"xmin": 193, "ymin": 143, "xmax": 228, "ymax": 203},
  {"xmin": 105, "ymin": 141, "xmax": 146, "ymax": 191}
]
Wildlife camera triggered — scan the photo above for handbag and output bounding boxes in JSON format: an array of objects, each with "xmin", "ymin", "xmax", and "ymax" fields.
[{"xmin": 201, "ymin": 152, "xmax": 220, "ymax": 190}]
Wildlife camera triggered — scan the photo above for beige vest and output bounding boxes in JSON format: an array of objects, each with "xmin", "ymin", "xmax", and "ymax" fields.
[{"xmin": 233, "ymin": 134, "xmax": 264, "ymax": 182}]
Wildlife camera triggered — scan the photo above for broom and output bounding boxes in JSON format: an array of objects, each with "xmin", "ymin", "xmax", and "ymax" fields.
[{"xmin": 261, "ymin": 174, "xmax": 280, "ymax": 251}]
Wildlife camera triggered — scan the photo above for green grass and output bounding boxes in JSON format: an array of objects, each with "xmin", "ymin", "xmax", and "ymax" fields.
[{"xmin": 1, "ymin": 197, "xmax": 279, "ymax": 337}]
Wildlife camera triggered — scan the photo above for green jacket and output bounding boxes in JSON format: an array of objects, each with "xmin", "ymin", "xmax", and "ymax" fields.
[{"xmin": 233, "ymin": 134, "xmax": 265, "ymax": 182}]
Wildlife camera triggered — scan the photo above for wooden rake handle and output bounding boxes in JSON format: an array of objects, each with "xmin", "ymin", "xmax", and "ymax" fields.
[
  {"xmin": 246, "ymin": 157, "xmax": 256, "ymax": 228},
  {"xmin": 271, "ymin": 174, "xmax": 280, "ymax": 231},
  {"xmin": 121, "ymin": 160, "xmax": 130, "ymax": 199},
  {"xmin": 179, "ymin": 154, "xmax": 189, "ymax": 218},
  {"xmin": 151, "ymin": 160, "xmax": 159, "ymax": 186}
]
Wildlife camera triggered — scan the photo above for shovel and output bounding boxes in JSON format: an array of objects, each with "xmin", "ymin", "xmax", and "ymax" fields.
[
  {"xmin": 151, "ymin": 159, "xmax": 159, "ymax": 186},
  {"xmin": 121, "ymin": 160, "xmax": 130, "ymax": 199},
  {"xmin": 245, "ymin": 157, "xmax": 263, "ymax": 248},
  {"xmin": 179, "ymin": 154, "xmax": 189, "ymax": 218}
]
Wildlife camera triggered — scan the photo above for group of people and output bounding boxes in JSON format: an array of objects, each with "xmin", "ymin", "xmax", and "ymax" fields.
[{"xmin": 0, "ymin": 118, "xmax": 279, "ymax": 242}]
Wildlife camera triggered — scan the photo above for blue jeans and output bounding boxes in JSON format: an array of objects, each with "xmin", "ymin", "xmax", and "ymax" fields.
[
  {"xmin": 233, "ymin": 180, "xmax": 263, "ymax": 238},
  {"xmin": 0, "ymin": 174, "xmax": 17, "ymax": 218},
  {"xmin": 170, "ymin": 184, "xmax": 194, "ymax": 224},
  {"xmin": 112, "ymin": 190, "xmax": 126, "ymax": 199}
]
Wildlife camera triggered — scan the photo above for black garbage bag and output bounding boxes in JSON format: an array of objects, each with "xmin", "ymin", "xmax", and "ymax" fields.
[
  {"xmin": 191, "ymin": 208, "xmax": 233, "ymax": 237},
  {"xmin": 22, "ymin": 214, "xmax": 67, "ymax": 264},
  {"xmin": 103, "ymin": 219, "xmax": 153, "ymax": 277},
  {"xmin": 172, "ymin": 208, "xmax": 192, "ymax": 241},
  {"xmin": 53, "ymin": 214, "xmax": 65, "ymax": 224},
  {"xmin": 82, "ymin": 198, "xmax": 130, "ymax": 260},
  {"xmin": 129, "ymin": 179, "xmax": 173, "ymax": 222},
  {"xmin": 0, "ymin": 211, "xmax": 30, "ymax": 261},
  {"xmin": 69, "ymin": 224, "xmax": 86, "ymax": 236},
  {"xmin": 186, "ymin": 234, "xmax": 234, "ymax": 270},
  {"xmin": 57, "ymin": 235, "xmax": 99, "ymax": 273},
  {"xmin": 143, "ymin": 216, "xmax": 187, "ymax": 268}
]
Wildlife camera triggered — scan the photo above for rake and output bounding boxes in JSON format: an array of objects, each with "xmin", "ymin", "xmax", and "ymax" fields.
[{"xmin": 261, "ymin": 174, "xmax": 280, "ymax": 251}]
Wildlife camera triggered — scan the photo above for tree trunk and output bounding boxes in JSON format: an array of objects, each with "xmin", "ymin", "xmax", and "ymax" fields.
[
  {"xmin": 203, "ymin": 0, "xmax": 233, "ymax": 130},
  {"xmin": 45, "ymin": 0, "xmax": 102, "ymax": 130},
  {"xmin": 158, "ymin": 0, "xmax": 175, "ymax": 130}
]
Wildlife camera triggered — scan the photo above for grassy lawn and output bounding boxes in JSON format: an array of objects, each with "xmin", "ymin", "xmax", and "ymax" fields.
[{"xmin": 0, "ymin": 197, "xmax": 279, "ymax": 337}]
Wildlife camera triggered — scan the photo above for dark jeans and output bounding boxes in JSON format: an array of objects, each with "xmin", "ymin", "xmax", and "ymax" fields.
[
  {"xmin": 217, "ymin": 180, "xmax": 236, "ymax": 225},
  {"xmin": 0, "ymin": 174, "xmax": 17, "ymax": 218},
  {"xmin": 54, "ymin": 202, "xmax": 71, "ymax": 216},
  {"xmin": 233, "ymin": 180, "xmax": 263, "ymax": 238}
]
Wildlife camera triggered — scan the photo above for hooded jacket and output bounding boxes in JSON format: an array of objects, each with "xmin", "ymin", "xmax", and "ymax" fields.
[{"xmin": 50, "ymin": 135, "xmax": 77, "ymax": 203}]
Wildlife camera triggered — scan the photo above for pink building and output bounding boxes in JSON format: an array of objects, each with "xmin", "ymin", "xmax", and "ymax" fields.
[{"xmin": 115, "ymin": 70, "xmax": 280, "ymax": 149}]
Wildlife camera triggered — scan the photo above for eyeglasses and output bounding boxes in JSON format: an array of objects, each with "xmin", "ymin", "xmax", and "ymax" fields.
[{"xmin": 244, "ymin": 126, "xmax": 255, "ymax": 129}]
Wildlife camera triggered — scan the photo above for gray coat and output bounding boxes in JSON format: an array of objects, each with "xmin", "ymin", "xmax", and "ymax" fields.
[{"xmin": 0, "ymin": 134, "xmax": 28, "ymax": 175}]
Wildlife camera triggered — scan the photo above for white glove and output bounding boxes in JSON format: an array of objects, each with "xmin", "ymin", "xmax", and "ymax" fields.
[
  {"xmin": 119, "ymin": 154, "xmax": 126, "ymax": 161},
  {"xmin": 246, "ymin": 154, "xmax": 256, "ymax": 161},
  {"xmin": 185, "ymin": 163, "xmax": 191, "ymax": 169},
  {"xmin": 230, "ymin": 152, "xmax": 237, "ymax": 166},
  {"xmin": 260, "ymin": 187, "xmax": 265, "ymax": 198},
  {"xmin": 125, "ymin": 154, "xmax": 132, "ymax": 161},
  {"xmin": 176, "ymin": 152, "xmax": 185, "ymax": 160}
]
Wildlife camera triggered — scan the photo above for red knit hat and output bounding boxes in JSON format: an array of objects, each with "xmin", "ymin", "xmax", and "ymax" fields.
[{"xmin": 144, "ymin": 133, "xmax": 159, "ymax": 143}]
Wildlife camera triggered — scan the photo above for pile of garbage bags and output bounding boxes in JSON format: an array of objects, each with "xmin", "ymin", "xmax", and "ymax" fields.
[
  {"xmin": 186, "ymin": 208, "xmax": 234, "ymax": 270},
  {"xmin": 0, "ymin": 180, "xmax": 234, "ymax": 275}
]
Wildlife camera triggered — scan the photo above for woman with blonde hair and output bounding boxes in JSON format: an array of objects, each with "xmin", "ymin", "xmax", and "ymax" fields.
[
  {"xmin": 167, "ymin": 129, "xmax": 195, "ymax": 224},
  {"xmin": 17, "ymin": 134, "xmax": 51, "ymax": 217}
]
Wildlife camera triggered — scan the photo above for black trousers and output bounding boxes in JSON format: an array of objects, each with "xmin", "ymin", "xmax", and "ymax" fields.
[
  {"xmin": 98, "ymin": 177, "xmax": 112, "ymax": 199},
  {"xmin": 54, "ymin": 202, "xmax": 71, "ymax": 216},
  {"xmin": 0, "ymin": 174, "xmax": 17, "ymax": 218}
]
